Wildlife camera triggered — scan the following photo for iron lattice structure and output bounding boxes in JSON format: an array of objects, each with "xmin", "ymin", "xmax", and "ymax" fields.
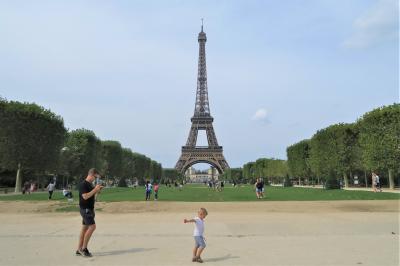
[{"xmin": 175, "ymin": 25, "xmax": 229, "ymax": 174}]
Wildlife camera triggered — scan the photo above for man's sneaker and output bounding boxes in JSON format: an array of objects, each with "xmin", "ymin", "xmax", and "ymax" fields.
[
  {"xmin": 75, "ymin": 250, "xmax": 81, "ymax": 256},
  {"xmin": 196, "ymin": 257, "xmax": 203, "ymax": 263},
  {"xmin": 81, "ymin": 248, "xmax": 92, "ymax": 257}
]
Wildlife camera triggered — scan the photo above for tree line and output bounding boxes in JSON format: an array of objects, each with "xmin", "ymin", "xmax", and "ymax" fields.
[
  {"xmin": 0, "ymin": 98, "xmax": 163, "ymax": 192},
  {"xmin": 220, "ymin": 104, "xmax": 399, "ymax": 190},
  {"xmin": 220, "ymin": 158, "xmax": 288, "ymax": 184},
  {"xmin": 287, "ymin": 104, "xmax": 399, "ymax": 189}
]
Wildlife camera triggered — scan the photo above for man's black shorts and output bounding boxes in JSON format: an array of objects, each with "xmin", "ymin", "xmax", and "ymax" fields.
[{"xmin": 80, "ymin": 208, "xmax": 95, "ymax": 225}]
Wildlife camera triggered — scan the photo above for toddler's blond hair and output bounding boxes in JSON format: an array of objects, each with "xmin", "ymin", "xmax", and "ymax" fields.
[{"xmin": 199, "ymin": 208, "xmax": 208, "ymax": 216}]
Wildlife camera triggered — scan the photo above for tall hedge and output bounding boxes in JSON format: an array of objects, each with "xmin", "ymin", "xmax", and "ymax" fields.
[
  {"xmin": 357, "ymin": 104, "xmax": 400, "ymax": 189},
  {"xmin": 0, "ymin": 99, "xmax": 66, "ymax": 192},
  {"xmin": 309, "ymin": 123, "xmax": 359, "ymax": 187}
]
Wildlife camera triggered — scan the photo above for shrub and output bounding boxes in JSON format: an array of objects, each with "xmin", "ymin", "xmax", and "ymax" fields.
[
  {"xmin": 118, "ymin": 178, "xmax": 127, "ymax": 187},
  {"xmin": 283, "ymin": 174, "xmax": 293, "ymax": 187}
]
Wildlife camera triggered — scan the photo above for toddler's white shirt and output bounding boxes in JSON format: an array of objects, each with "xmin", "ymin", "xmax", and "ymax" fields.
[{"xmin": 193, "ymin": 217, "xmax": 204, "ymax": 236}]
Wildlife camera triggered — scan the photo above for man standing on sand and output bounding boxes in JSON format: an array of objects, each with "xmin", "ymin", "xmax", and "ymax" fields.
[{"xmin": 76, "ymin": 168, "xmax": 103, "ymax": 257}]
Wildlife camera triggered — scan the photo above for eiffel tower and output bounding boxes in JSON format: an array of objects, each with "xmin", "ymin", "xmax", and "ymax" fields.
[{"xmin": 175, "ymin": 23, "xmax": 229, "ymax": 174}]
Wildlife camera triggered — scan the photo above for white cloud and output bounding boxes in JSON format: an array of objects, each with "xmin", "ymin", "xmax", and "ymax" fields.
[
  {"xmin": 252, "ymin": 108, "xmax": 268, "ymax": 121},
  {"xmin": 342, "ymin": 0, "xmax": 398, "ymax": 48}
]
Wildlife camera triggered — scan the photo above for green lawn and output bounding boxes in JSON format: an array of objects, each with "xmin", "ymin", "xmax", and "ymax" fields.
[{"xmin": 0, "ymin": 184, "xmax": 399, "ymax": 202}]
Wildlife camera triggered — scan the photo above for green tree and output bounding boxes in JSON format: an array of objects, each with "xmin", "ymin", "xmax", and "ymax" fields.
[
  {"xmin": 0, "ymin": 99, "xmax": 66, "ymax": 192},
  {"xmin": 102, "ymin": 140, "xmax": 123, "ymax": 183},
  {"xmin": 150, "ymin": 160, "xmax": 162, "ymax": 182},
  {"xmin": 59, "ymin": 129, "xmax": 103, "ymax": 182},
  {"xmin": 357, "ymin": 104, "xmax": 400, "ymax": 189},
  {"xmin": 255, "ymin": 159, "xmax": 267, "ymax": 178},
  {"xmin": 260, "ymin": 158, "xmax": 288, "ymax": 184},
  {"xmin": 309, "ymin": 123, "xmax": 360, "ymax": 188},
  {"xmin": 131, "ymin": 152, "xmax": 151, "ymax": 184},
  {"xmin": 287, "ymin": 139, "xmax": 312, "ymax": 184},
  {"xmin": 243, "ymin": 162, "xmax": 256, "ymax": 183},
  {"xmin": 120, "ymin": 148, "xmax": 136, "ymax": 186},
  {"xmin": 162, "ymin": 168, "xmax": 183, "ymax": 183},
  {"xmin": 269, "ymin": 159, "xmax": 288, "ymax": 182},
  {"xmin": 221, "ymin": 168, "xmax": 243, "ymax": 183}
]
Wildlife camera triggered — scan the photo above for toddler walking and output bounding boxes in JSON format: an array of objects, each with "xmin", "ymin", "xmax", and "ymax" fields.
[{"xmin": 184, "ymin": 208, "xmax": 208, "ymax": 263}]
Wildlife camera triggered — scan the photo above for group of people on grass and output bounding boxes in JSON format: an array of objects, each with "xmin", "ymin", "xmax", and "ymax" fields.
[
  {"xmin": 43, "ymin": 177, "xmax": 166, "ymax": 202},
  {"xmin": 252, "ymin": 172, "xmax": 384, "ymax": 196},
  {"xmin": 22, "ymin": 180, "xmax": 37, "ymax": 194},
  {"xmin": 76, "ymin": 168, "xmax": 208, "ymax": 263},
  {"xmin": 205, "ymin": 180, "xmax": 225, "ymax": 192},
  {"xmin": 23, "ymin": 179, "xmax": 57, "ymax": 199},
  {"xmin": 23, "ymin": 178, "xmax": 74, "ymax": 201},
  {"xmin": 145, "ymin": 180, "xmax": 160, "ymax": 201},
  {"xmin": 46, "ymin": 179, "xmax": 74, "ymax": 201},
  {"xmin": 43, "ymin": 170, "xmax": 383, "ymax": 204}
]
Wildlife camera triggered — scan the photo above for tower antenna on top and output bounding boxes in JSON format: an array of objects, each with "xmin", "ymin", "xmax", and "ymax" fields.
[{"xmin": 201, "ymin": 18, "xmax": 204, "ymax": 31}]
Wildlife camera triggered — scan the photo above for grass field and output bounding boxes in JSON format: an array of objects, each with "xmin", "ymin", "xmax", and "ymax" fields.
[{"xmin": 0, "ymin": 184, "xmax": 399, "ymax": 202}]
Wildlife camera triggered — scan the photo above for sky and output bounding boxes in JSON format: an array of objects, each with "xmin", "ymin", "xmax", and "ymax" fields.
[{"xmin": 0, "ymin": 0, "xmax": 398, "ymax": 169}]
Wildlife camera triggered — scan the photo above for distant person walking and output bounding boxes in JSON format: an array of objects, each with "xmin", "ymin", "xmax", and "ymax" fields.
[
  {"xmin": 372, "ymin": 172, "xmax": 377, "ymax": 192},
  {"xmin": 30, "ymin": 182, "xmax": 36, "ymax": 193},
  {"xmin": 23, "ymin": 181, "xmax": 30, "ymax": 194},
  {"xmin": 154, "ymin": 183, "xmax": 159, "ymax": 201},
  {"xmin": 145, "ymin": 181, "xmax": 152, "ymax": 201},
  {"xmin": 260, "ymin": 178, "xmax": 265, "ymax": 198},
  {"xmin": 375, "ymin": 173, "xmax": 382, "ymax": 192},
  {"xmin": 373, "ymin": 172, "xmax": 382, "ymax": 192},
  {"xmin": 76, "ymin": 168, "xmax": 103, "ymax": 257},
  {"xmin": 46, "ymin": 180, "xmax": 56, "ymax": 200}
]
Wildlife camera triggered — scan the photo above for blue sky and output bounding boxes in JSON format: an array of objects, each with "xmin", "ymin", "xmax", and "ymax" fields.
[{"xmin": 0, "ymin": 0, "xmax": 398, "ymax": 169}]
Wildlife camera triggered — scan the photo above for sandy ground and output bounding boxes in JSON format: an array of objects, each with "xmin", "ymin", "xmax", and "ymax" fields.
[{"xmin": 0, "ymin": 201, "xmax": 399, "ymax": 266}]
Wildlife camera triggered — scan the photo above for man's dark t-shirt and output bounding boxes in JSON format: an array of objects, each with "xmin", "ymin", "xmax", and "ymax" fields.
[{"xmin": 79, "ymin": 180, "xmax": 95, "ymax": 209}]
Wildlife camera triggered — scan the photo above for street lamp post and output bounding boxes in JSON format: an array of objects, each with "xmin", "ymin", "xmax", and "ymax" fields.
[{"xmin": 59, "ymin": 147, "xmax": 69, "ymax": 188}]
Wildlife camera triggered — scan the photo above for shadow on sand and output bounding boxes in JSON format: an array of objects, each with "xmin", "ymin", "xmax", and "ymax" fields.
[
  {"xmin": 94, "ymin": 247, "xmax": 157, "ymax": 257},
  {"xmin": 205, "ymin": 254, "xmax": 240, "ymax": 262}
]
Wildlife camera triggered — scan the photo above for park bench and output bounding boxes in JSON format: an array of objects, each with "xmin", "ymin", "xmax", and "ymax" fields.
[{"xmin": 0, "ymin": 187, "xmax": 10, "ymax": 194}]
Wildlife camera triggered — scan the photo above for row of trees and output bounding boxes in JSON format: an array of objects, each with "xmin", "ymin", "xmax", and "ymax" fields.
[
  {"xmin": 59, "ymin": 129, "xmax": 162, "ymax": 187},
  {"xmin": 287, "ymin": 104, "xmax": 399, "ymax": 189},
  {"xmin": 0, "ymin": 99, "xmax": 66, "ymax": 192},
  {"xmin": 243, "ymin": 158, "xmax": 288, "ymax": 184},
  {"xmin": 220, "ymin": 159, "xmax": 288, "ymax": 184},
  {"xmin": 220, "ymin": 168, "xmax": 244, "ymax": 183},
  {"xmin": 0, "ymin": 98, "xmax": 162, "ymax": 191},
  {"xmin": 162, "ymin": 168, "xmax": 184, "ymax": 183}
]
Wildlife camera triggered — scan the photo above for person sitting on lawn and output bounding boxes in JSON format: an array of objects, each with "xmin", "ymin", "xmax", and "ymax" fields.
[{"xmin": 63, "ymin": 187, "xmax": 73, "ymax": 201}]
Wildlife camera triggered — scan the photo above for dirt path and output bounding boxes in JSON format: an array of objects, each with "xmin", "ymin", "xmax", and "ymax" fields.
[{"xmin": 0, "ymin": 201, "xmax": 398, "ymax": 266}]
